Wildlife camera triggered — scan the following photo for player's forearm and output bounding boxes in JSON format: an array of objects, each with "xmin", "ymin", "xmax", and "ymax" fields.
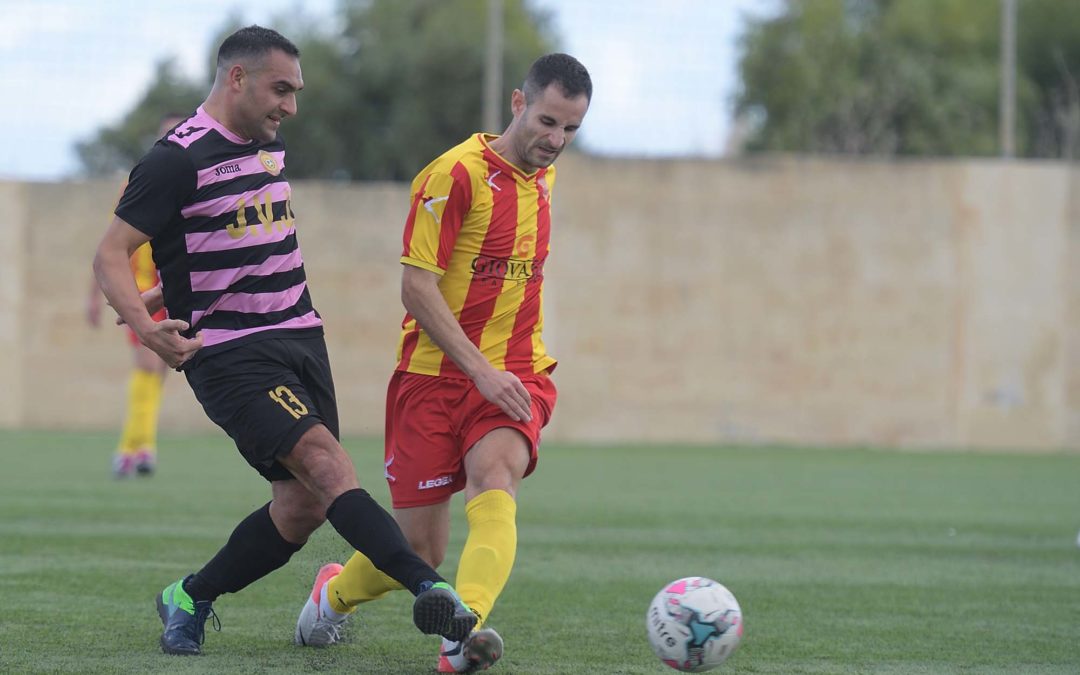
[
  {"xmin": 402, "ymin": 279, "xmax": 493, "ymax": 379},
  {"xmin": 93, "ymin": 245, "xmax": 155, "ymax": 336}
]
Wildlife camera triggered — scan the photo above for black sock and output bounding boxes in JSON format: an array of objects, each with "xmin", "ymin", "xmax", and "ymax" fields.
[
  {"xmin": 183, "ymin": 502, "xmax": 303, "ymax": 603},
  {"xmin": 326, "ymin": 488, "xmax": 444, "ymax": 595}
]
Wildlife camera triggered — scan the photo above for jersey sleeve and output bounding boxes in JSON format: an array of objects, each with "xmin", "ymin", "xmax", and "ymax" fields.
[
  {"xmin": 114, "ymin": 142, "xmax": 196, "ymax": 238},
  {"xmin": 401, "ymin": 170, "xmax": 470, "ymax": 275}
]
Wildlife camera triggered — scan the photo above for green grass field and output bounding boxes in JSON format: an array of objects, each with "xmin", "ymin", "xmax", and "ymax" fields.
[{"xmin": 1, "ymin": 429, "xmax": 1079, "ymax": 674}]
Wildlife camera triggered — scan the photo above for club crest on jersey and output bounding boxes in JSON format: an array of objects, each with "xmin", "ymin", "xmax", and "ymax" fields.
[{"xmin": 258, "ymin": 150, "xmax": 281, "ymax": 176}]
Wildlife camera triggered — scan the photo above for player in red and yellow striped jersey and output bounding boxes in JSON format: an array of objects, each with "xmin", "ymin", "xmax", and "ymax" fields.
[
  {"xmin": 85, "ymin": 114, "xmax": 183, "ymax": 478},
  {"xmin": 294, "ymin": 54, "xmax": 592, "ymax": 672}
]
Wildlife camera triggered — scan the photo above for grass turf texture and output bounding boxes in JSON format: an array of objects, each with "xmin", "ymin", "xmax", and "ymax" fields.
[{"xmin": 1, "ymin": 430, "xmax": 1079, "ymax": 674}]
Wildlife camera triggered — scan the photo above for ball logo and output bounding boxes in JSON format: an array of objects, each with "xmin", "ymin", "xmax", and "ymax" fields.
[{"xmin": 258, "ymin": 150, "xmax": 281, "ymax": 176}]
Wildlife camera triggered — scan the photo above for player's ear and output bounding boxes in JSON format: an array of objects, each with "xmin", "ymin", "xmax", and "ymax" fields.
[
  {"xmin": 510, "ymin": 89, "xmax": 526, "ymax": 118},
  {"xmin": 228, "ymin": 63, "xmax": 246, "ymax": 90}
]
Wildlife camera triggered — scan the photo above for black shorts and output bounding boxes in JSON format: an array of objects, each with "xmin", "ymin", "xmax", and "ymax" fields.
[{"xmin": 184, "ymin": 333, "xmax": 340, "ymax": 482}]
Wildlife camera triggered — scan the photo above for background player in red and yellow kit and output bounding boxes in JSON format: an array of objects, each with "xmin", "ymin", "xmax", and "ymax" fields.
[
  {"xmin": 294, "ymin": 54, "xmax": 592, "ymax": 672},
  {"xmin": 85, "ymin": 114, "xmax": 184, "ymax": 477}
]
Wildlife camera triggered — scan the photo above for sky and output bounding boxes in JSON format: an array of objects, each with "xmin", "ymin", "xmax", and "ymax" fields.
[{"xmin": 2, "ymin": 0, "xmax": 777, "ymax": 181}]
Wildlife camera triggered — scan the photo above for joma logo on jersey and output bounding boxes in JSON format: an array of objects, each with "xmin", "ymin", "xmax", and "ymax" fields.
[
  {"xmin": 225, "ymin": 192, "xmax": 296, "ymax": 239},
  {"xmin": 417, "ymin": 475, "xmax": 454, "ymax": 490},
  {"xmin": 214, "ymin": 163, "xmax": 242, "ymax": 176}
]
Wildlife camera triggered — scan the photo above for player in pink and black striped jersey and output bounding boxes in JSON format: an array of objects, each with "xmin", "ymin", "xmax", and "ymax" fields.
[{"xmin": 93, "ymin": 25, "xmax": 474, "ymax": 656}]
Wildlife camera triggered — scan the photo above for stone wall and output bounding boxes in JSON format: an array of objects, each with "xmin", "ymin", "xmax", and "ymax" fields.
[{"xmin": 2, "ymin": 155, "xmax": 1075, "ymax": 450}]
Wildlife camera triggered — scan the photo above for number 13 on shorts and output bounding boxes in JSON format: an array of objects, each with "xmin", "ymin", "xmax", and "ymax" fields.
[{"xmin": 268, "ymin": 385, "xmax": 309, "ymax": 419}]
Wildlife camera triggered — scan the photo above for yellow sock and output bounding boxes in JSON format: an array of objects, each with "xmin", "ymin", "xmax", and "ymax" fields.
[
  {"xmin": 456, "ymin": 489, "xmax": 517, "ymax": 627},
  {"xmin": 327, "ymin": 551, "xmax": 404, "ymax": 614},
  {"xmin": 118, "ymin": 369, "xmax": 163, "ymax": 454}
]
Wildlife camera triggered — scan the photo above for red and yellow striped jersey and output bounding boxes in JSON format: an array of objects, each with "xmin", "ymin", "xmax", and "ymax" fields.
[{"xmin": 396, "ymin": 133, "xmax": 556, "ymax": 378}]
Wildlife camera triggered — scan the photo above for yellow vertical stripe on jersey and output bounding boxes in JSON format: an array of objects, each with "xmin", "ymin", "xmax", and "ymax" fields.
[
  {"xmin": 478, "ymin": 179, "xmax": 537, "ymax": 369},
  {"xmin": 405, "ymin": 172, "xmax": 456, "ymax": 269}
]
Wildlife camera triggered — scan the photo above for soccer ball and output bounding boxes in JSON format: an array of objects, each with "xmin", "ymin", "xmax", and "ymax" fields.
[{"xmin": 646, "ymin": 576, "xmax": 743, "ymax": 672}]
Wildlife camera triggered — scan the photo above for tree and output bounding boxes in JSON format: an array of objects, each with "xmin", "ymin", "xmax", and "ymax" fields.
[
  {"xmin": 1016, "ymin": 0, "xmax": 1080, "ymax": 159},
  {"xmin": 734, "ymin": 0, "xmax": 1080, "ymax": 159},
  {"xmin": 77, "ymin": 0, "xmax": 556, "ymax": 180},
  {"xmin": 283, "ymin": 0, "xmax": 556, "ymax": 180},
  {"xmin": 76, "ymin": 59, "xmax": 204, "ymax": 175}
]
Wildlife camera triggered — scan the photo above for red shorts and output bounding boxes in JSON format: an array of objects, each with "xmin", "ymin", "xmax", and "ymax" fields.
[
  {"xmin": 384, "ymin": 370, "xmax": 557, "ymax": 508},
  {"xmin": 126, "ymin": 308, "xmax": 167, "ymax": 346}
]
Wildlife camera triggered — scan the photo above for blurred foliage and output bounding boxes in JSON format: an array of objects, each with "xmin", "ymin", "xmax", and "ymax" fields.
[
  {"xmin": 77, "ymin": 0, "xmax": 556, "ymax": 180},
  {"xmin": 75, "ymin": 60, "xmax": 205, "ymax": 176},
  {"xmin": 736, "ymin": 0, "xmax": 1080, "ymax": 158}
]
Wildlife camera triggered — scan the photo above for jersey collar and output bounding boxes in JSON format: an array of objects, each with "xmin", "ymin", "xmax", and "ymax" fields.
[
  {"xmin": 195, "ymin": 106, "xmax": 256, "ymax": 146},
  {"xmin": 478, "ymin": 133, "xmax": 545, "ymax": 182}
]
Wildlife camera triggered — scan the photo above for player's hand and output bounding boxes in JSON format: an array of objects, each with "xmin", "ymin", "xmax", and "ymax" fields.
[
  {"xmin": 138, "ymin": 319, "xmax": 203, "ymax": 368},
  {"xmin": 115, "ymin": 285, "xmax": 164, "ymax": 326},
  {"xmin": 473, "ymin": 367, "xmax": 532, "ymax": 422},
  {"xmin": 85, "ymin": 294, "xmax": 102, "ymax": 328}
]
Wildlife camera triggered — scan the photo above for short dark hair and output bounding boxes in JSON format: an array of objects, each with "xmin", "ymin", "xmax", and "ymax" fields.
[
  {"xmin": 522, "ymin": 53, "xmax": 592, "ymax": 104},
  {"xmin": 216, "ymin": 25, "xmax": 299, "ymax": 69}
]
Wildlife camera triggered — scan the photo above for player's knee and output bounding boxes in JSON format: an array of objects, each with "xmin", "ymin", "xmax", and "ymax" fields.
[
  {"xmin": 285, "ymin": 428, "xmax": 360, "ymax": 499},
  {"xmin": 296, "ymin": 509, "xmax": 326, "ymax": 538},
  {"xmin": 465, "ymin": 437, "xmax": 530, "ymax": 494},
  {"xmin": 270, "ymin": 501, "xmax": 324, "ymax": 545},
  {"xmin": 467, "ymin": 472, "xmax": 518, "ymax": 498},
  {"xmin": 292, "ymin": 496, "xmax": 327, "ymax": 527}
]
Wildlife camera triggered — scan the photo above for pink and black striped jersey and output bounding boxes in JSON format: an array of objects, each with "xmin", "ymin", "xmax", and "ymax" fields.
[{"xmin": 115, "ymin": 106, "xmax": 321, "ymax": 365}]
